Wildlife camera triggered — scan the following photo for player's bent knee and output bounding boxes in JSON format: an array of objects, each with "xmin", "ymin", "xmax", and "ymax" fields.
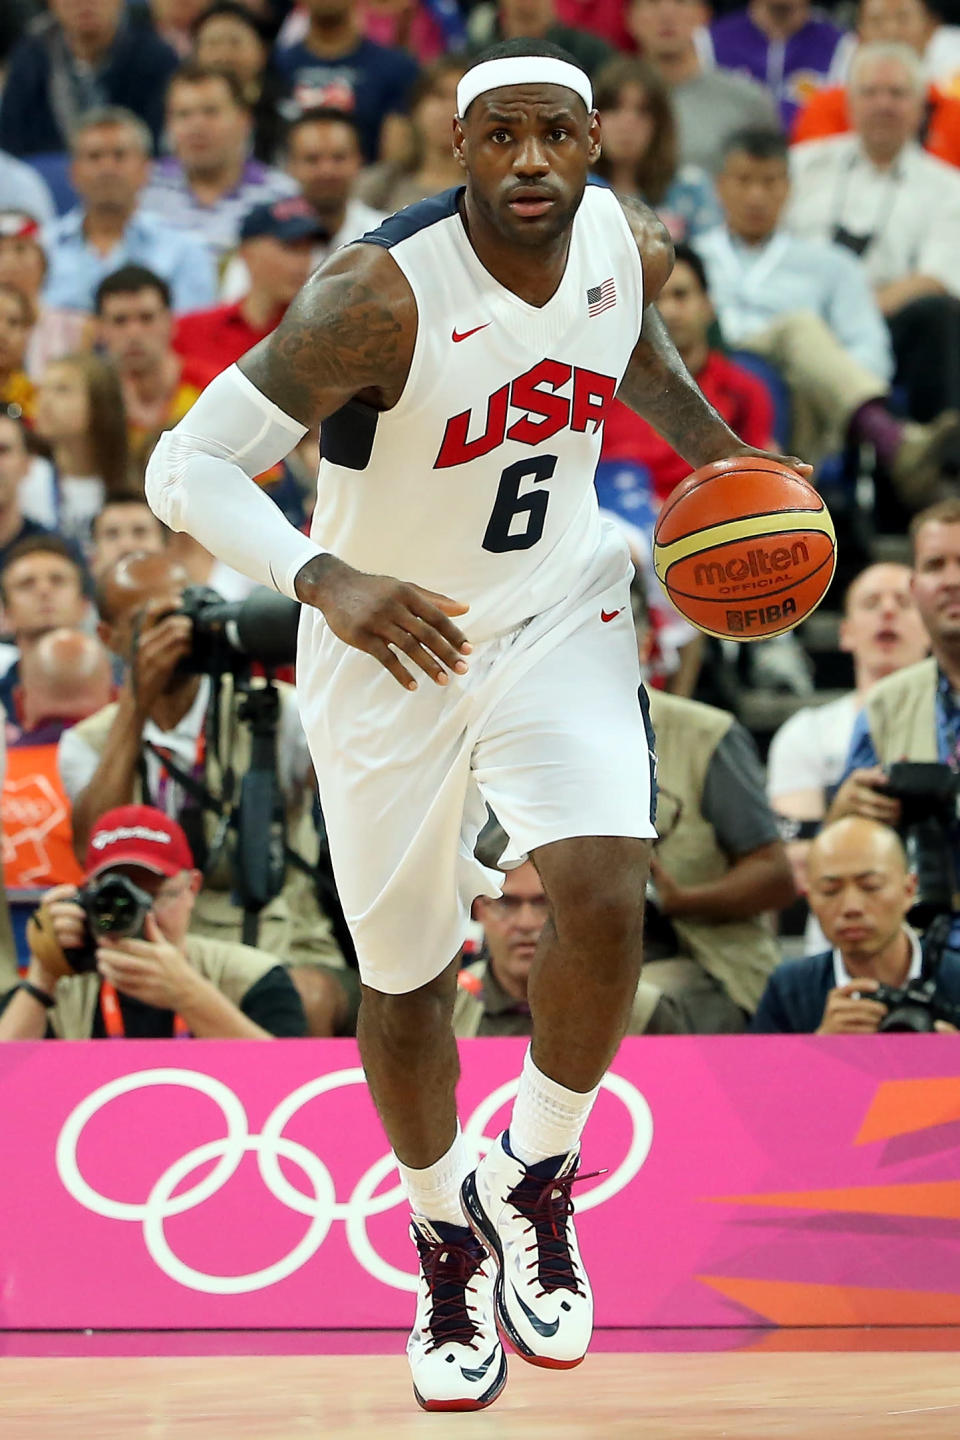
[{"xmin": 551, "ymin": 881, "xmax": 645, "ymax": 956}]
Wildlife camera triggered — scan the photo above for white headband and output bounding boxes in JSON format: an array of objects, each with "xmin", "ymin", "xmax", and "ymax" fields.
[{"xmin": 456, "ymin": 58, "xmax": 593, "ymax": 118}]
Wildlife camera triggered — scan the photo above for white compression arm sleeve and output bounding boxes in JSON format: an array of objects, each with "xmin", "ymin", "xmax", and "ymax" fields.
[{"xmin": 145, "ymin": 363, "xmax": 324, "ymax": 600}]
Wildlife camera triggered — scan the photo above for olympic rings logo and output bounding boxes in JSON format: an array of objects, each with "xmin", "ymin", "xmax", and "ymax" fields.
[{"xmin": 55, "ymin": 1066, "xmax": 653, "ymax": 1296}]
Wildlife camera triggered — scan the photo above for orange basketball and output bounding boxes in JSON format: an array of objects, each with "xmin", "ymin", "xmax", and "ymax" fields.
[{"xmin": 652, "ymin": 457, "xmax": 836, "ymax": 641}]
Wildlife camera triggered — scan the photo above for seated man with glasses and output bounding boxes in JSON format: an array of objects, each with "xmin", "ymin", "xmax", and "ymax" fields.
[
  {"xmin": 455, "ymin": 858, "xmax": 686, "ymax": 1037},
  {"xmin": 0, "ymin": 803, "xmax": 308, "ymax": 1039}
]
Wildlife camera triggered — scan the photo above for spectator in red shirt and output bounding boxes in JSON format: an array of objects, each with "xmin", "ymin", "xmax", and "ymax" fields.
[
  {"xmin": 600, "ymin": 243, "xmax": 775, "ymax": 503},
  {"xmin": 173, "ymin": 195, "xmax": 324, "ymax": 388}
]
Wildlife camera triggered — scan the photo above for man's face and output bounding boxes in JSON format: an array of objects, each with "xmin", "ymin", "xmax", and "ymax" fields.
[
  {"xmin": 910, "ymin": 521, "xmax": 960, "ymax": 645},
  {"xmin": 840, "ymin": 562, "xmax": 929, "ymax": 680},
  {"xmin": 194, "ymin": 13, "xmax": 266, "ymax": 85},
  {"xmin": 286, "ymin": 121, "xmax": 362, "ymax": 216},
  {"xmin": 849, "ymin": 57, "xmax": 925, "ymax": 154},
  {"xmin": 627, "ymin": 0, "xmax": 705, "ymax": 60},
  {"xmin": 167, "ymin": 79, "xmax": 250, "ymax": 173},
  {"xmin": 0, "ymin": 289, "xmax": 30, "ymax": 374},
  {"xmin": 50, "ymin": 0, "xmax": 122, "ymax": 42},
  {"xmin": 476, "ymin": 861, "xmax": 549, "ymax": 996},
  {"xmin": 243, "ymin": 236, "xmax": 316, "ymax": 306},
  {"xmin": 807, "ymin": 829, "xmax": 915, "ymax": 964},
  {"xmin": 1, "ymin": 553, "xmax": 86, "ymax": 640},
  {"xmin": 858, "ymin": 0, "xmax": 932, "ymax": 51},
  {"xmin": 71, "ymin": 124, "xmax": 150, "ymax": 211},
  {"xmin": 92, "ymin": 504, "xmax": 166, "ymax": 577},
  {"xmin": 0, "ymin": 416, "xmax": 29, "ymax": 511},
  {"xmin": 717, "ymin": 149, "xmax": 789, "ymax": 242},
  {"xmin": 0, "ymin": 234, "xmax": 45, "ymax": 300},
  {"xmin": 98, "ymin": 287, "xmax": 173, "ymax": 377},
  {"xmin": 455, "ymin": 85, "xmax": 599, "ymax": 250},
  {"xmin": 656, "ymin": 259, "xmax": 713, "ymax": 355}
]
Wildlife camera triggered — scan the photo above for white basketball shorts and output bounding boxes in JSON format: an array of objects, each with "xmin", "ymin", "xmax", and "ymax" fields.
[{"xmin": 296, "ymin": 539, "xmax": 657, "ymax": 994}]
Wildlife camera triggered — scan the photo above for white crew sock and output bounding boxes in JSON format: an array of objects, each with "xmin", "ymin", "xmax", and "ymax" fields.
[
  {"xmin": 507, "ymin": 1046, "xmax": 601, "ymax": 1167},
  {"xmin": 396, "ymin": 1125, "xmax": 471, "ymax": 1228}
]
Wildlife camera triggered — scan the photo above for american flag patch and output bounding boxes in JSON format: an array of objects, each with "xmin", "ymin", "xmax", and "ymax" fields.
[{"xmin": 587, "ymin": 278, "xmax": 616, "ymax": 316}]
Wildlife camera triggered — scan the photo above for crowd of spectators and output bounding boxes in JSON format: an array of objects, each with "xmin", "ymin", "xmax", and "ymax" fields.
[{"xmin": 3, "ymin": 0, "xmax": 960, "ymax": 1044}]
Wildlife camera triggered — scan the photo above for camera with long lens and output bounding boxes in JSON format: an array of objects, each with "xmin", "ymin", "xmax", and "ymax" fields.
[
  {"xmin": 63, "ymin": 873, "xmax": 155, "ymax": 974},
  {"xmin": 175, "ymin": 585, "xmax": 301, "ymax": 675},
  {"xmin": 880, "ymin": 762, "xmax": 960, "ymax": 928}
]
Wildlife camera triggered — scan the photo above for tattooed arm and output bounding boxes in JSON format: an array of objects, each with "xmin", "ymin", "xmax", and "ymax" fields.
[
  {"xmin": 238, "ymin": 242, "xmax": 417, "ymax": 424},
  {"xmin": 145, "ymin": 246, "xmax": 473, "ymax": 691},
  {"xmin": 616, "ymin": 198, "xmax": 810, "ymax": 473}
]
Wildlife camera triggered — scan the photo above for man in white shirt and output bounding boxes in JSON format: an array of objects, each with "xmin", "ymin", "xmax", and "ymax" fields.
[
  {"xmin": 697, "ymin": 124, "xmax": 960, "ymax": 495},
  {"xmin": 42, "ymin": 107, "xmax": 217, "ymax": 315},
  {"xmin": 789, "ymin": 42, "xmax": 960, "ymax": 431}
]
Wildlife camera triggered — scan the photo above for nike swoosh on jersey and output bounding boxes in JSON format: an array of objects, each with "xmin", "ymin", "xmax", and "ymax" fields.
[
  {"xmin": 459, "ymin": 1346, "xmax": 500, "ymax": 1382},
  {"xmin": 452, "ymin": 323, "xmax": 491, "ymax": 343},
  {"xmin": 511, "ymin": 1285, "xmax": 561, "ymax": 1337},
  {"xmin": 600, "ymin": 608, "xmax": 624, "ymax": 623}
]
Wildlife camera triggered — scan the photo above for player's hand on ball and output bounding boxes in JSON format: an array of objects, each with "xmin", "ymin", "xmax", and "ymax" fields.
[
  {"xmin": 726, "ymin": 444, "xmax": 814, "ymax": 481},
  {"xmin": 295, "ymin": 554, "xmax": 472, "ymax": 690}
]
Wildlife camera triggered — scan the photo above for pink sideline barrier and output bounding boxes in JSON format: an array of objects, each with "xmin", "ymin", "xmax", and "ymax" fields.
[{"xmin": 2, "ymin": 1035, "xmax": 960, "ymax": 1331}]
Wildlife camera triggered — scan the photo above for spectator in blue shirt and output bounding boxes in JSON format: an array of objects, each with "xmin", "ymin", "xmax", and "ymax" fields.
[
  {"xmin": 752, "ymin": 816, "xmax": 960, "ymax": 1032},
  {"xmin": 0, "ymin": 0, "xmax": 178, "ymax": 158},
  {"xmin": 274, "ymin": 0, "xmax": 419, "ymax": 162},
  {"xmin": 43, "ymin": 107, "xmax": 217, "ymax": 316}
]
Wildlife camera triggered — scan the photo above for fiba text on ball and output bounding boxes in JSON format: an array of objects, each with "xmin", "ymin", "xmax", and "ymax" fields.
[{"xmin": 724, "ymin": 598, "xmax": 798, "ymax": 632}]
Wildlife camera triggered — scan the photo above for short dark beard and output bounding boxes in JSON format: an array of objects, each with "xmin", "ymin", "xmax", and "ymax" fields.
[{"xmin": 467, "ymin": 176, "xmax": 585, "ymax": 251}]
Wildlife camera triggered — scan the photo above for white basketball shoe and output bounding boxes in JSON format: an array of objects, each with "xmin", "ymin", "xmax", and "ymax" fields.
[
  {"xmin": 407, "ymin": 1217, "xmax": 507, "ymax": 1412},
  {"xmin": 461, "ymin": 1132, "xmax": 594, "ymax": 1369}
]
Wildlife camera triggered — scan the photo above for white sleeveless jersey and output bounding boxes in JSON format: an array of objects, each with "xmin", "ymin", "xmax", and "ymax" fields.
[{"xmin": 310, "ymin": 183, "xmax": 645, "ymax": 642}]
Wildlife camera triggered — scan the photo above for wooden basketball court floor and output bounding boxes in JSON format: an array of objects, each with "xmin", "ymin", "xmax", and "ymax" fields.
[{"xmin": 3, "ymin": 1331, "xmax": 960, "ymax": 1438}]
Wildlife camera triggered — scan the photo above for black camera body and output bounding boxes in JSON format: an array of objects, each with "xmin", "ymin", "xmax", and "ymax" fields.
[
  {"xmin": 853, "ymin": 917, "xmax": 960, "ymax": 1033},
  {"xmin": 880, "ymin": 762, "xmax": 960, "ymax": 927},
  {"xmin": 176, "ymin": 585, "xmax": 301, "ymax": 676},
  {"xmin": 64, "ymin": 873, "xmax": 154, "ymax": 974},
  {"xmin": 867, "ymin": 975, "xmax": 960, "ymax": 1032}
]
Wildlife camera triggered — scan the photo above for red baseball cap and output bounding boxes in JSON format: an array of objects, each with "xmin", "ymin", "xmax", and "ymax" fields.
[{"xmin": 85, "ymin": 805, "xmax": 195, "ymax": 879}]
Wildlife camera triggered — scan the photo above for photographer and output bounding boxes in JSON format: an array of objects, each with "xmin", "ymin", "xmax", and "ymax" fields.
[
  {"xmin": 56, "ymin": 550, "xmax": 350, "ymax": 1031},
  {"xmin": 830, "ymin": 498, "xmax": 960, "ymax": 940},
  {"xmin": 753, "ymin": 817, "xmax": 960, "ymax": 1034},
  {"xmin": 0, "ymin": 805, "xmax": 308, "ymax": 1040}
]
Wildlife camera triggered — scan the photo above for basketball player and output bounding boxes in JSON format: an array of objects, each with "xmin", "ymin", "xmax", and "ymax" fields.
[{"xmin": 146, "ymin": 40, "xmax": 808, "ymax": 1411}]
